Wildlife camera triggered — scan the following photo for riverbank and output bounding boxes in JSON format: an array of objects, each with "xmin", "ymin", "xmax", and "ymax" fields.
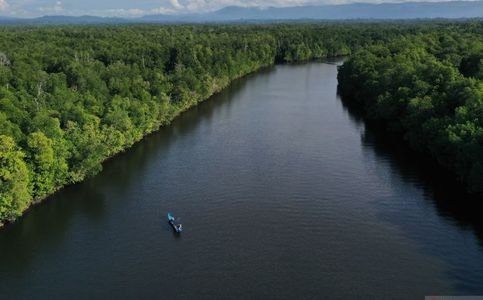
[
  {"xmin": 337, "ymin": 31, "xmax": 483, "ymax": 193},
  {"xmin": 0, "ymin": 62, "xmax": 268, "ymax": 227},
  {"xmin": 0, "ymin": 55, "xmax": 332, "ymax": 228},
  {"xmin": 2, "ymin": 61, "xmax": 482, "ymax": 299},
  {"xmin": 0, "ymin": 25, "xmax": 348, "ymax": 225}
]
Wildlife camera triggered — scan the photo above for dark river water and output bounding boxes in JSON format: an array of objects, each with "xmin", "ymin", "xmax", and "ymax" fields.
[{"xmin": 1, "ymin": 60, "xmax": 483, "ymax": 300}]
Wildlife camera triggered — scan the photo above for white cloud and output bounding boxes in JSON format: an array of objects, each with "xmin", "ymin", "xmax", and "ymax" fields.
[
  {"xmin": 150, "ymin": 6, "xmax": 177, "ymax": 15},
  {"xmin": 169, "ymin": 0, "xmax": 185, "ymax": 10},
  {"xmin": 103, "ymin": 8, "xmax": 145, "ymax": 17},
  {"xmin": 38, "ymin": 0, "xmax": 64, "ymax": 13},
  {"xmin": 85, "ymin": 7, "xmax": 177, "ymax": 17},
  {"xmin": 164, "ymin": 0, "xmax": 245, "ymax": 12},
  {"xmin": 0, "ymin": 0, "xmax": 9, "ymax": 12}
]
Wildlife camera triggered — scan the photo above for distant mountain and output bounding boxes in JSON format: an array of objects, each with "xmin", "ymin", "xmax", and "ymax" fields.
[
  {"xmin": 0, "ymin": 1, "xmax": 482, "ymax": 25},
  {"xmin": 205, "ymin": 1, "xmax": 483, "ymax": 20}
]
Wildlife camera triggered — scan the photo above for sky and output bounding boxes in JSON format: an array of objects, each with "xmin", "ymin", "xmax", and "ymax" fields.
[{"xmin": 0, "ymin": 0, "xmax": 469, "ymax": 17}]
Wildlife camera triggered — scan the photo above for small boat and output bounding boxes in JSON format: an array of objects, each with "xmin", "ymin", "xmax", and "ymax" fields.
[{"xmin": 168, "ymin": 213, "xmax": 183, "ymax": 233}]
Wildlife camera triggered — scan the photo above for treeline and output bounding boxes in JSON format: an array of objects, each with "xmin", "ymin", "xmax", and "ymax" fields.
[
  {"xmin": 0, "ymin": 24, "xmax": 382, "ymax": 224},
  {"xmin": 338, "ymin": 23, "xmax": 483, "ymax": 193}
]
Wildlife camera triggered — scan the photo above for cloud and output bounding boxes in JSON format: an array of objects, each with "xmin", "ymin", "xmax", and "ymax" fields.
[
  {"xmin": 0, "ymin": 0, "xmax": 9, "ymax": 12},
  {"xmin": 165, "ymin": 0, "xmax": 246, "ymax": 12},
  {"xmin": 150, "ymin": 6, "xmax": 177, "ymax": 15},
  {"xmin": 85, "ymin": 6, "xmax": 177, "ymax": 17},
  {"xmin": 169, "ymin": 0, "xmax": 185, "ymax": 10},
  {"xmin": 102, "ymin": 8, "xmax": 145, "ymax": 17},
  {"xmin": 38, "ymin": 1, "xmax": 64, "ymax": 13}
]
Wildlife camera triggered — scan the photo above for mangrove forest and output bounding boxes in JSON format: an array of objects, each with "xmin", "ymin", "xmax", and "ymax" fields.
[{"xmin": 0, "ymin": 22, "xmax": 482, "ymax": 225}]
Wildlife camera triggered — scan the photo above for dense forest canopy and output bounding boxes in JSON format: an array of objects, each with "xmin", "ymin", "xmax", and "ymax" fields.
[
  {"xmin": 338, "ymin": 22, "xmax": 483, "ymax": 193},
  {"xmin": 0, "ymin": 22, "xmax": 481, "ymax": 225}
]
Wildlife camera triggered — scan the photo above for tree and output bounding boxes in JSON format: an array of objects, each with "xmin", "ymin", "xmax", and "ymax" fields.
[
  {"xmin": 26, "ymin": 132, "xmax": 56, "ymax": 199},
  {"xmin": 0, "ymin": 135, "xmax": 31, "ymax": 224}
]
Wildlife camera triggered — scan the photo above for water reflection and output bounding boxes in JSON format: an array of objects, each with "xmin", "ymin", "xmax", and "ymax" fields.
[
  {"xmin": 0, "ymin": 182, "xmax": 105, "ymax": 275},
  {"xmin": 340, "ymin": 95, "xmax": 483, "ymax": 238},
  {"xmin": 340, "ymin": 93, "xmax": 483, "ymax": 293}
]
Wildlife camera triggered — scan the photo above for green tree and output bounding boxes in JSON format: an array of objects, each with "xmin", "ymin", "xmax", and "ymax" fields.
[
  {"xmin": 26, "ymin": 132, "xmax": 56, "ymax": 199},
  {"xmin": 0, "ymin": 135, "xmax": 31, "ymax": 224}
]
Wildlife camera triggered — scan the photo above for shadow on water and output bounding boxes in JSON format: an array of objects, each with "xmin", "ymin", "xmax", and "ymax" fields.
[
  {"xmin": 0, "ymin": 182, "xmax": 105, "ymax": 276},
  {"xmin": 364, "ymin": 129, "xmax": 483, "ymax": 236},
  {"xmin": 0, "ymin": 66, "xmax": 271, "ymax": 277},
  {"xmin": 339, "ymin": 95, "xmax": 483, "ymax": 242},
  {"xmin": 339, "ymin": 92, "xmax": 483, "ymax": 293}
]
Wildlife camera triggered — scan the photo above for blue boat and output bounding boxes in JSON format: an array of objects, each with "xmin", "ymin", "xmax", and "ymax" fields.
[{"xmin": 168, "ymin": 213, "xmax": 183, "ymax": 233}]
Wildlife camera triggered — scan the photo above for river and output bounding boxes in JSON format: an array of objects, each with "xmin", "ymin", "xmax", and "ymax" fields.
[{"xmin": 1, "ymin": 60, "xmax": 482, "ymax": 299}]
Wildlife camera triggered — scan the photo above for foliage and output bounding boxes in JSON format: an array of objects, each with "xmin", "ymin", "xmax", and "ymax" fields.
[
  {"xmin": 338, "ymin": 25, "xmax": 483, "ymax": 192},
  {"xmin": 0, "ymin": 135, "xmax": 30, "ymax": 223}
]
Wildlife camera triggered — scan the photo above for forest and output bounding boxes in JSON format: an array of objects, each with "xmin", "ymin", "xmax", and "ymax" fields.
[
  {"xmin": 0, "ymin": 22, "xmax": 481, "ymax": 225},
  {"xmin": 338, "ymin": 22, "xmax": 482, "ymax": 193}
]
